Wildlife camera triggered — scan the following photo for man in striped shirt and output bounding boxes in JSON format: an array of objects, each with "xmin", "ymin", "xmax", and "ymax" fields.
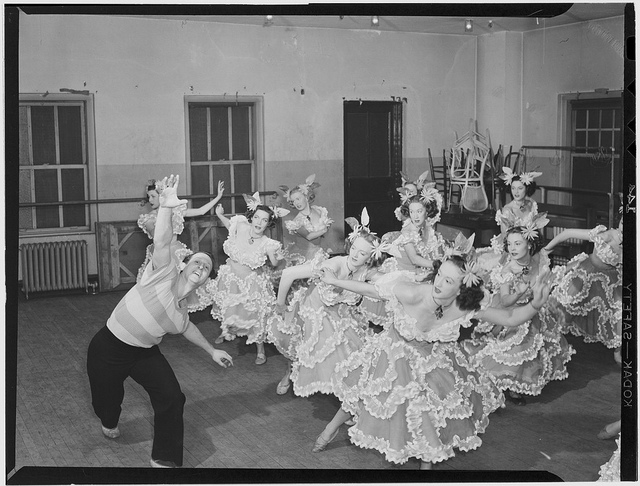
[{"xmin": 87, "ymin": 175, "xmax": 233, "ymax": 468}]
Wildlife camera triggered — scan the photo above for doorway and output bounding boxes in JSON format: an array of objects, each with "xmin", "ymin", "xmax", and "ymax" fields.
[{"xmin": 343, "ymin": 100, "xmax": 403, "ymax": 236}]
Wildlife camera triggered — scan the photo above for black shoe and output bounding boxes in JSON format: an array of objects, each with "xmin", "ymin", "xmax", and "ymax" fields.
[{"xmin": 506, "ymin": 391, "xmax": 526, "ymax": 406}]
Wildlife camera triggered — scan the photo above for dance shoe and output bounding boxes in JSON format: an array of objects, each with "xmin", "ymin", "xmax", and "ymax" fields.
[
  {"xmin": 101, "ymin": 425, "xmax": 120, "ymax": 439},
  {"xmin": 255, "ymin": 353, "xmax": 267, "ymax": 365},
  {"xmin": 597, "ymin": 424, "xmax": 620, "ymax": 440},
  {"xmin": 214, "ymin": 335, "xmax": 225, "ymax": 345},
  {"xmin": 344, "ymin": 416, "xmax": 356, "ymax": 426},
  {"xmin": 150, "ymin": 459, "xmax": 178, "ymax": 468},
  {"xmin": 276, "ymin": 377, "xmax": 291, "ymax": 395},
  {"xmin": 506, "ymin": 391, "xmax": 526, "ymax": 406},
  {"xmin": 312, "ymin": 428, "xmax": 339, "ymax": 453}
]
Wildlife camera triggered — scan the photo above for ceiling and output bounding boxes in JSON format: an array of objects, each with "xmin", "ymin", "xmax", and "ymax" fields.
[{"xmin": 127, "ymin": 3, "xmax": 627, "ymax": 36}]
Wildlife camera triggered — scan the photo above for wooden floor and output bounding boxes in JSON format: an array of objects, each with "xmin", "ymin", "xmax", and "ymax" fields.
[{"xmin": 8, "ymin": 288, "xmax": 623, "ymax": 483}]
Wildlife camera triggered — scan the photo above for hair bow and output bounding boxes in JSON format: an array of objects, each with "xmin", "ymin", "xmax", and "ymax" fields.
[
  {"xmin": 243, "ymin": 192, "xmax": 261, "ymax": 211},
  {"xmin": 500, "ymin": 167, "xmax": 542, "ymax": 186},
  {"xmin": 499, "ymin": 167, "xmax": 516, "ymax": 185},
  {"xmin": 370, "ymin": 239, "xmax": 391, "ymax": 260},
  {"xmin": 415, "ymin": 170, "xmax": 431, "ymax": 190}
]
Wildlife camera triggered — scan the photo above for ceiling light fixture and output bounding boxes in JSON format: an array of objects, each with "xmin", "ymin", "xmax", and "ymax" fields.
[
  {"xmin": 465, "ymin": 19, "xmax": 473, "ymax": 32},
  {"xmin": 371, "ymin": 16, "xmax": 379, "ymax": 27}
]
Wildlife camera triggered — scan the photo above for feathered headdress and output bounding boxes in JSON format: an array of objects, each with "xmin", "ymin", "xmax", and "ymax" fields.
[
  {"xmin": 243, "ymin": 191, "xmax": 290, "ymax": 219},
  {"xmin": 520, "ymin": 212, "xmax": 549, "ymax": 241},
  {"xmin": 420, "ymin": 183, "xmax": 444, "ymax": 225},
  {"xmin": 279, "ymin": 174, "xmax": 321, "ymax": 203},
  {"xmin": 500, "ymin": 167, "xmax": 542, "ymax": 186},
  {"xmin": 442, "ymin": 232, "xmax": 476, "ymax": 261},
  {"xmin": 345, "ymin": 207, "xmax": 391, "ymax": 259},
  {"xmin": 442, "ymin": 233, "xmax": 482, "ymax": 288}
]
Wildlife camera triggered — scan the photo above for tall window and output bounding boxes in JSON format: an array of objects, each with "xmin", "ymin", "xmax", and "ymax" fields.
[
  {"xmin": 187, "ymin": 100, "xmax": 259, "ymax": 214},
  {"xmin": 570, "ymin": 97, "xmax": 622, "ymax": 210},
  {"xmin": 19, "ymin": 96, "xmax": 93, "ymax": 232}
]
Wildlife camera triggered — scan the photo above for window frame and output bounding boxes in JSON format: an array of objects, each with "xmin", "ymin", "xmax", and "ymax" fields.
[
  {"xmin": 19, "ymin": 93, "xmax": 97, "ymax": 235},
  {"xmin": 184, "ymin": 95, "xmax": 264, "ymax": 214}
]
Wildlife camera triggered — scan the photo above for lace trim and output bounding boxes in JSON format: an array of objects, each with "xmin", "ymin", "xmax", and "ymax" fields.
[
  {"xmin": 223, "ymin": 215, "xmax": 283, "ymax": 269},
  {"xmin": 137, "ymin": 205, "xmax": 187, "ymax": 239}
]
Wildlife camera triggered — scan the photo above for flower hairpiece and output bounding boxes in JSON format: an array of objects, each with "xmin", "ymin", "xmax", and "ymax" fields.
[
  {"xmin": 442, "ymin": 232, "xmax": 476, "ymax": 260},
  {"xmin": 281, "ymin": 174, "xmax": 319, "ymax": 203},
  {"xmin": 345, "ymin": 207, "xmax": 377, "ymax": 243},
  {"xmin": 243, "ymin": 191, "xmax": 261, "ymax": 212},
  {"xmin": 500, "ymin": 167, "xmax": 542, "ymax": 186},
  {"xmin": 462, "ymin": 261, "xmax": 482, "ymax": 287},
  {"xmin": 370, "ymin": 239, "xmax": 391, "ymax": 260},
  {"xmin": 270, "ymin": 206, "xmax": 290, "ymax": 219},
  {"xmin": 520, "ymin": 212, "xmax": 549, "ymax": 241}
]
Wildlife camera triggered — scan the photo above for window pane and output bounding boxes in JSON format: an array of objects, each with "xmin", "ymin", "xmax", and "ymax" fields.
[
  {"xmin": 586, "ymin": 130, "xmax": 599, "ymax": 147},
  {"xmin": 231, "ymin": 106, "xmax": 250, "ymax": 160},
  {"xmin": 19, "ymin": 106, "xmax": 31, "ymax": 166},
  {"xmin": 613, "ymin": 131, "xmax": 620, "ymax": 150},
  {"xmin": 574, "ymin": 131, "xmax": 586, "ymax": 150},
  {"xmin": 191, "ymin": 165, "xmax": 210, "ymax": 209},
  {"xmin": 575, "ymin": 109, "xmax": 587, "ymax": 129},
  {"xmin": 210, "ymin": 107, "xmax": 229, "ymax": 161},
  {"xmin": 212, "ymin": 165, "xmax": 232, "ymax": 213},
  {"xmin": 601, "ymin": 109, "xmax": 614, "ymax": 128},
  {"xmin": 189, "ymin": 106, "xmax": 208, "ymax": 162},
  {"xmin": 58, "ymin": 106, "xmax": 84, "ymax": 165},
  {"xmin": 600, "ymin": 131, "xmax": 613, "ymax": 149},
  {"xmin": 234, "ymin": 164, "xmax": 252, "ymax": 193},
  {"xmin": 31, "ymin": 106, "xmax": 56, "ymax": 165},
  {"xmin": 34, "ymin": 170, "xmax": 60, "ymax": 228},
  {"xmin": 19, "ymin": 170, "xmax": 33, "ymax": 229},
  {"xmin": 62, "ymin": 169, "xmax": 86, "ymax": 226},
  {"xmin": 587, "ymin": 109, "xmax": 600, "ymax": 129}
]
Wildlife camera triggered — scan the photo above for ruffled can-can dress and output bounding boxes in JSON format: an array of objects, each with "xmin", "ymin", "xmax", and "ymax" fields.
[
  {"xmin": 283, "ymin": 205, "xmax": 333, "ymax": 265},
  {"xmin": 266, "ymin": 252, "xmax": 373, "ymax": 397},
  {"xmin": 332, "ymin": 271, "xmax": 505, "ymax": 465},
  {"xmin": 200, "ymin": 215, "xmax": 282, "ymax": 345},
  {"xmin": 463, "ymin": 252, "xmax": 575, "ymax": 396},
  {"xmin": 549, "ymin": 225, "xmax": 622, "ymax": 349}
]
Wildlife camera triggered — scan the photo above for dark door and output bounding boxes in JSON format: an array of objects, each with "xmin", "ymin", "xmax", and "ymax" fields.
[{"xmin": 344, "ymin": 101, "xmax": 402, "ymax": 236}]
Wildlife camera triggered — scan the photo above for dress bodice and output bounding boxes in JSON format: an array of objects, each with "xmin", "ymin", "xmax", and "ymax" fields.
[
  {"xmin": 223, "ymin": 215, "xmax": 282, "ymax": 270},
  {"xmin": 390, "ymin": 223, "xmax": 445, "ymax": 262},
  {"xmin": 374, "ymin": 271, "xmax": 476, "ymax": 343},
  {"xmin": 137, "ymin": 204, "xmax": 187, "ymax": 239},
  {"xmin": 489, "ymin": 251, "xmax": 550, "ymax": 305},
  {"xmin": 312, "ymin": 255, "xmax": 366, "ymax": 306},
  {"xmin": 495, "ymin": 199, "xmax": 539, "ymax": 227},
  {"xmin": 285, "ymin": 205, "xmax": 333, "ymax": 235},
  {"xmin": 589, "ymin": 225, "xmax": 622, "ymax": 267}
]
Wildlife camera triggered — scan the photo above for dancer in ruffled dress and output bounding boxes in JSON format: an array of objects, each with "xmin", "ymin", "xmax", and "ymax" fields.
[
  {"xmin": 494, "ymin": 167, "xmax": 541, "ymax": 232},
  {"xmin": 279, "ymin": 174, "xmax": 334, "ymax": 264},
  {"xmin": 597, "ymin": 434, "xmax": 621, "ymax": 481},
  {"xmin": 392, "ymin": 170, "xmax": 429, "ymax": 224},
  {"xmin": 312, "ymin": 234, "xmax": 554, "ymax": 469},
  {"xmin": 200, "ymin": 192, "xmax": 288, "ymax": 365},
  {"xmin": 136, "ymin": 179, "xmax": 225, "ymax": 282},
  {"xmin": 266, "ymin": 208, "xmax": 388, "ymax": 396},
  {"xmin": 545, "ymin": 219, "xmax": 623, "ymax": 364},
  {"xmin": 464, "ymin": 217, "xmax": 574, "ymax": 405},
  {"xmin": 477, "ymin": 168, "xmax": 542, "ymax": 278},
  {"xmin": 386, "ymin": 184, "xmax": 446, "ymax": 273}
]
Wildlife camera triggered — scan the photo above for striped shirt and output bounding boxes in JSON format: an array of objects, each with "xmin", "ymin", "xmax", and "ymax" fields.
[{"xmin": 107, "ymin": 254, "xmax": 189, "ymax": 348}]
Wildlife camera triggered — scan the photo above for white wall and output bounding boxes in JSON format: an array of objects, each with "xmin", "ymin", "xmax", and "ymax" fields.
[
  {"xmin": 19, "ymin": 12, "xmax": 478, "ymax": 269},
  {"xmin": 521, "ymin": 17, "xmax": 624, "ymax": 193}
]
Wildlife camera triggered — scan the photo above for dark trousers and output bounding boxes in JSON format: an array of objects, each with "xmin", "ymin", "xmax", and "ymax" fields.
[{"xmin": 87, "ymin": 326, "xmax": 186, "ymax": 466}]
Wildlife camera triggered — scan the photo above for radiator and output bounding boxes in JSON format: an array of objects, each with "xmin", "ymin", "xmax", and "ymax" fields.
[
  {"xmin": 551, "ymin": 227, "xmax": 582, "ymax": 245},
  {"xmin": 20, "ymin": 241, "xmax": 89, "ymax": 299}
]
